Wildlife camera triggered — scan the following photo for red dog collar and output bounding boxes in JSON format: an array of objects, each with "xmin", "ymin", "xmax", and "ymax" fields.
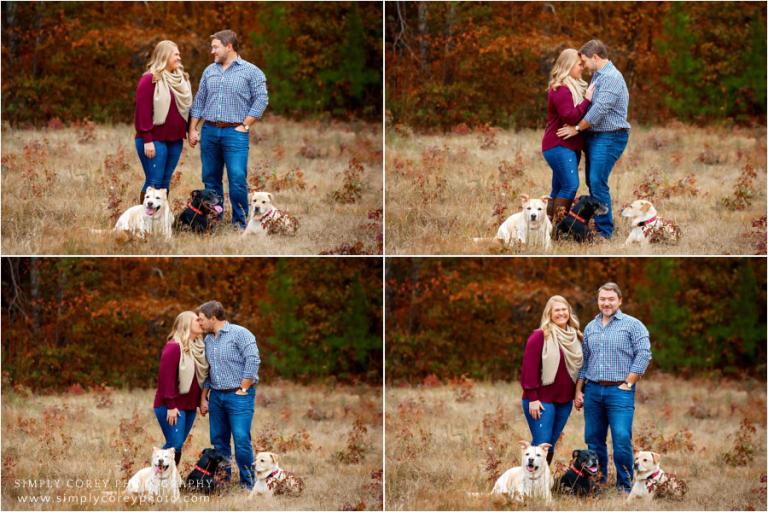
[
  {"xmin": 187, "ymin": 202, "xmax": 204, "ymax": 216},
  {"xmin": 637, "ymin": 215, "xmax": 657, "ymax": 227},
  {"xmin": 568, "ymin": 210, "xmax": 586, "ymax": 224},
  {"xmin": 194, "ymin": 465, "xmax": 211, "ymax": 476},
  {"xmin": 569, "ymin": 464, "xmax": 584, "ymax": 477}
]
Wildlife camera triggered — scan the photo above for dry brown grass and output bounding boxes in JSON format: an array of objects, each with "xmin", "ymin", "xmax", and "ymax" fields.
[
  {"xmin": 1, "ymin": 117, "xmax": 383, "ymax": 255},
  {"xmin": 1, "ymin": 383, "xmax": 382, "ymax": 510},
  {"xmin": 385, "ymin": 124, "xmax": 767, "ymax": 255},
  {"xmin": 385, "ymin": 374, "xmax": 767, "ymax": 510}
]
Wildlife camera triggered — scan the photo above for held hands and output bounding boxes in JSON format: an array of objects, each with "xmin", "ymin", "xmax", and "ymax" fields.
[
  {"xmin": 199, "ymin": 398, "xmax": 208, "ymax": 416},
  {"xmin": 167, "ymin": 408, "xmax": 179, "ymax": 426},
  {"xmin": 574, "ymin": 391, "xmax": 584, "ymax": 411},
  {"xmin": 585, "ymin": 83, "xmax": 595, "ymax": 102},
  {"xmin": 528, "ymin": 400, "xmax": 544, "ymax": 420},
  {"xmin": 144, "ymin": 142, "xmax": 156, "ymax": 159},
  {"xmin": 188, "ymin": 130, "xmax": 200, "ymax": 148},
  {"xmin": 556, "ymin": 125, "xmax": 579, "ymax": 140}
]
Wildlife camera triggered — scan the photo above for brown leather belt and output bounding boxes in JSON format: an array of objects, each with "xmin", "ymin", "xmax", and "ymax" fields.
[
  {"xmin": 594, "ymin": 380, "xmax": 624, "ymax": 386},
  {"xmin": 206, "ymin": 120, "xmax": 241, "ymax": 128}
]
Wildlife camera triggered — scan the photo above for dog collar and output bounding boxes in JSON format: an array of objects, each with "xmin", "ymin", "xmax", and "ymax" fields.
[
  {"xmin": 259, "ymin": 209, "xmax": 276, "ymax": 226},
  {"xmin": 644, "ymin": 469, "xmax": 661, "ymax": 481},
  {"xmin": 194, "ymin": 465, "xmax": 212, "ymax": 476},
  {"xmin": 568, "ymin": 210, "xmax": 586, "ymax": 224},
  {"xmin": 569, "ymin": 464, "xmax": 584, "ymax": 477},
  {"xmin": 637, "ymin": 215, "xmax": 657, "ymax": 227},
  {"xmin": 187, "ymin": 202, "xmax": 204, "ymax": 216},
  {"xmin": 267, "ymin": 469, "xmax": 281, "ymax": 480}
]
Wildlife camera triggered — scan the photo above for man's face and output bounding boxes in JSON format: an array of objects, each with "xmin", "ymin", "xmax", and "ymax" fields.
[
  {"xmin": 598, "ymin": 290, "xmax": 622, "ymax": 317},
  {"xmin": 580, "ymin": 54, "xmax": 597, "ymax": 72},
  {"xmin": 197, "ymin": 313, "xmax": 214, "ymax": 333},
  {"xmin": 210, "ymin": 39, "xmax": 230, "ymax": 63}
]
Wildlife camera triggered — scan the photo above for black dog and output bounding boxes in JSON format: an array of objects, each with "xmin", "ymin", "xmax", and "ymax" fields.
[
  {"xmin": 554, "ymin": 195, "xmax": 608, "ymax": 242},
  {"xmin": 185, "ymin": 448, "xmax": 225, "ymax": 494},
  {"xmin": 557, "ymin": 449, "xmax": 600, "ymax": 497},
  {"xmin": 174, "ymin": 189, "xmax": 223, "ymax": 233}
]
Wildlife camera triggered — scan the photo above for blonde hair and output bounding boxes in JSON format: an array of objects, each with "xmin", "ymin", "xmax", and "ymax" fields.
[
  {"xmin": 167, "ymin": 311, "xmax": 201, "ymax": 353},
  {"xmin": 146, "ymin": 40, "xmax": 189, "ymax": 82},
  {"xmin": 539, "ymin": 295, "xmax": 583, "ymax": 342},
  {"xmin": 548, "ymin": 48, "xmax": 581, "ymax": 91}
]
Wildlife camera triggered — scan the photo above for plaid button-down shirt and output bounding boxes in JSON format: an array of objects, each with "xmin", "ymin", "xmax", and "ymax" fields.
[
  {"xmin": 578, "ymin": 310, "xmax": 651, "ymax": 383},
  {"xmin": 583, "ymin": 61, "xmax": 631, "ymax": 132},
  {"xmin": 203, "ymin": 322, "xmax": 260, "ymax": 390},
  {"xmin": 190, "ymin": 57, "xmax": 269, "ymax": 123}
]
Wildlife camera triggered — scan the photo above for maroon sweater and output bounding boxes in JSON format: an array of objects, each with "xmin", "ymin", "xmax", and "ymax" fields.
[
  {"xmin": 134, "ymin": 73, "xmax": 188, "ymax": 143},
  {"xmin": 153, "ymin": 341, "xmax": 202, "ymax": 410},
  {"xmin": 541, "ymin": 85, "xmax": 591, "ymax": 153},
  {"xmin": 520, "ymin": 329, "xmax": 576, "ymax": 403}
]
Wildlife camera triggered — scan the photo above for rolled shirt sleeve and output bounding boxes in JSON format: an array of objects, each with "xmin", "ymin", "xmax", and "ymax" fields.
[
  {"xmin": 629, "ymin": 322, "xmax": 652, "ymax": 376},
  {"xmin": 237, "ymin": 332, "xmax": 261, "ymax": 383},
  {"xmin": 190, "ymin": 67, "xmax": 210, "ymax": 120},
  {"xmin": 247, "ymin": 68, "xmax": 269, "ymax": 119},
  {"xmin": 582, "ymin": 84, "xmax": 616, "ymax": 127}
]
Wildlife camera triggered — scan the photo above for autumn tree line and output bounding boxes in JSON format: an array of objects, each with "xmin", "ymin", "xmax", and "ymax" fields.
[
  {"xmin": 386, "ymin": 258, "xmax": 766, "ymax": 383},
  {"xmin": 1, "ymin": 1, "xmax": 382, "ymax": 125},
  {"xmin": 1, "ymin": 258, "xmax": 382, "ymax": 390},
  {"xmin": 386, "ymin": 1, "xmax": 767, "ymax": 130}
]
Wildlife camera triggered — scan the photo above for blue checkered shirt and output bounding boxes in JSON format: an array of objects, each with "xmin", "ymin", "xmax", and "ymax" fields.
[
  {"xmin": 578, "ymin": 310, "xmax": 651, "ymax": 382},
  {"xmin": 583, "ymin": 61, "xmax": 631, "ymax": 132},
  {"xmin": 190, "ymin": 57, "xmax": 269, "ymax": 123},
  {"xmin": 203, "ymin": 322, "xmax": 260, "ymax": 389}
]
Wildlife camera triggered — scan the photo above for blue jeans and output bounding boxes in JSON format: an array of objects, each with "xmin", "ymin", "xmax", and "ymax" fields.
[
  {"xmin": 153, "ymin": 406, "xmax": 197, "ymax": 464},
  {"xmin": 583, "ymin": 130, "xmax": 629, "ymax": 237},
  {"xmin": 522, "ymin": 399, "xmax": 573, "ymax": 460},
  {"xmin": 135, "ymin": 138, "xmax": 183, "ymax": 196},
  {"xmin": 543, "ymin": 146, "xmax": 580, "ymax": 200},
  {"xmin": 200, "ymin": 125, "xmax": 250, "ymax": 228},
  {"xmin": 583, "ymin": 381, "xmax": 635, "ymax": 492},
  {"xmin": 208, "ymin": 387, "xmax": 256, "ymax": 489}
]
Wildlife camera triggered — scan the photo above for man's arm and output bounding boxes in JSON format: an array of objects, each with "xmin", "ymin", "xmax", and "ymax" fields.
[
  {"xmin": 246, "ymin": 68, "xmax": 269, "ymax": 121},
  {"xmin": 626, "ymin": 321, "xmax": 652, "ymax": 384},
  {"xmin": 236, "ymin": 330, "xmax": 260, "ymax": 392}
]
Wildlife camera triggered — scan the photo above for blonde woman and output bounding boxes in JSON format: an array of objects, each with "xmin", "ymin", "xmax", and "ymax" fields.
[
  {"xmin": 541, "ymin": 48, "xmax": 595, "ymax": 220},
  {"xmin": 134, "ymin": 40, "xmax": 193, "ymax": 204},
  {"xmin": 520, "ymin": 295, "xmax": 583, "ymax": 465},
  {"xmin": 153, "ymin": 311, "xmax": 209, "ymax": 465}
]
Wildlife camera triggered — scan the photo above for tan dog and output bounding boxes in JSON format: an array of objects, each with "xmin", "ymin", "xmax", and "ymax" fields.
[
  {"xmin": 125, "ymin": 447, "xmax": 181, "ymax": 503},
  {"xmin": 492, "ymin": 441, "xmax": 553, "ymax": 503},
  {"xmin": 114, "ymin": 187, "xmax": 173, "ymax": 239},
  {"xmin": 628, "ymin": 451, "xmax": 686, "ymax": 500},
  {"xmin": 248, "ymin": 451, "xmax": 305, "ymax": 498},
  {"xmin": 621, "ymin": 199, "xmax": 681, "ymax": 245},
  {"xmin": 495, "ymin": 195, "xmax": 552, "ymax": 250},
  {"xmin": 243, "ymin": 192, "xmax": 299, "ymax": 236}
]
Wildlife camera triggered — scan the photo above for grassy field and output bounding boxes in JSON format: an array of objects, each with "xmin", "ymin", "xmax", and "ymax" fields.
[
  {"xmin": 1, "ymin": 383, "xmax": 382, "ymax": 510},
  {"xmin": 386, "ymin": 375, "xmax": 767, "ymax": 510},
  {"xmin": 1, "ymin": 117, "xmax": 382, "ymax": 255},
  {"xmin": 385, "ymin": 124, "xmax": 767, "ymax": 255}
]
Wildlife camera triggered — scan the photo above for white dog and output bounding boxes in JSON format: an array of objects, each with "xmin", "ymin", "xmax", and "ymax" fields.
[
  {"xmin": 243, "ymin": 192, "xmax": 298, "ymax": 236},
  {"xmin": 248, "ymin": 451, "xmax": 304, "ymax": 498},
  {"xmin": 125, "ymin": 447, "xmax": 181, "ymax": 503},
  {"xmin": 495, "ymin": 195, "xmax": 552, "ymax": 250},
  {"xmin": 114, "ymin": 187, "xmax": 173, "ymax": 239},
  {"xmin": 628, "ymin": 450, "xmax": 686, "ymax": 501},
  {"xmin": 622, "ymin": 199, "xmax": 681, "ymax": 246},
  {"xmin": 492, "ymin": 441, "xmax": 553, "ymax": 503}
]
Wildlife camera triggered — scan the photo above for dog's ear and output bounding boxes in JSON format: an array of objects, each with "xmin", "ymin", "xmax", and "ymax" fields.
[
  {"xmin": 518, "ymin": 440, "xmax": 531, "ymax": 449},
  {"xmin": 268, "ymin": 192, "xmax": 274, "ymax": 203},
  {"xmin": 640, "ymin": 201, "xmax": 651, "ymax": 212},
  {"xmin": 519, "ymin": 194, "xmax": 530, "ymax": 205},
  {"xmin": 538, "ymin": 443, "xmax": 552, "ymax": 453},
  {"xmin": 192, "ymin": 190, "xmax": 200, "ymax": 198},
  {"xmin": 651, "ymin": 452, "xmax": 661, "ymax": 464},
  {"xmin": 270, "ymin": 453, "xmax": 279, "ymax": 464},
  {"xmin": 540, "ymin": 196, "xmax": 550, "ymax": 204},
  {"xmin": 168, "ymin": 447, "xmax": 175, "ymax": 454},
  {"xmin": 572, "ymin": 449, "xmax": 580, "ymax": 460}
]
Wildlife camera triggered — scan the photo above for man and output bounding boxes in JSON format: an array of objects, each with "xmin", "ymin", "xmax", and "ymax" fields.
[
  {"xmin": 197, "ymin": 300, "xmax": 260, "ymax": 490},
  {"xmin": 574, "ymin": 282, "xmax": 651, "ymax": 493},
  {"xmin": 189, "ymin": 30, "xmax": 269, "ymax": 230},
  {"xmin": 557, "ymin": 40, "xmax": 630, "ymax": 240}
]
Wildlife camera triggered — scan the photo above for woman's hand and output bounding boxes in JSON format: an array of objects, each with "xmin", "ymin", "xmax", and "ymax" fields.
[
  {"xmin": 556, "ymin": 125, "xmax": 578, "ymax": 140},
  {"xmin": 199, "ymin": 397, "xmax": 208, "ymax": 417},
  {"xmin": 144, "ymin": 142, "xmax": 156, "ymax": 159},
  {"xmin": 528, "ymin": 400, "xmax": 544, "ymax": 420},
  {"xmin": 167, "ymin": 407, "xmax": 179, "ymax": 426},
  {"xmin": 585, "ymin": 83, "xmax": 595, "ymax": 101},
  {"xmin": 574, "ymin": 391, "xmax": 584, "ymax": 410}
]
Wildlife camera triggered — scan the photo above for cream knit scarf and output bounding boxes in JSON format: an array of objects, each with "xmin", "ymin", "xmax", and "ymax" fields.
[
  {"xmin": 541, "ymin": 325, "xmax": 583, "ymax": 386},
  {"xmin": 153, "ymin": 69, "xmax": 192, "ymax": 125},
  {"xmin": 178, "ymin": 337, "xmax": 208, "ymax": 394},
  {"xmin": 561, "ymin": 75, "xmax": 588, "ymax": 106}
]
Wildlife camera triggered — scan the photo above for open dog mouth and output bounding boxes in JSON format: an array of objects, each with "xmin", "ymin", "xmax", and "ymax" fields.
[
  {"xmin": 154, "ymin": 463, "xmax": 169, "ymax": 473},
  {"xmin": 585, "ymin": 464, "xmax": 598, "ymax": 475},
  {"xmin": 526, "ymin": 464, "xmax": 537, "ymax": 473},
  {"xmin": 145, "ymin": 204, "xmax": 160, "ymax": 216}
]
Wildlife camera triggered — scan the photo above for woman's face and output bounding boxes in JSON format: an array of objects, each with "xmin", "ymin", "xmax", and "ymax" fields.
[
  {"xmin": 189, "ymin": 316, "xmax": 203, "ymax": 336},
  {"xmin": 550, "ymin": 302, "xmax": 570, "ymax": 328},
  {"xmin": 569, "ymin": 58, "xmax": 584, "ymax": 80},
  {"xmin": 166, "ymin": 47, "xmax": 182, "ymax": 72}
]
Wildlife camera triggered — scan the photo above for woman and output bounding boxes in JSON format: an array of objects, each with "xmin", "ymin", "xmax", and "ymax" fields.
[
  {"xmin": 153, "ymin": 311, "xmax": 208, "ymax": 465},
  {"xmin": 134, "ymin": 40, "xmax": 192, "ymax": 204},
  {"xmin": 541, "ymin": 48, "xmax": 594, "ymax": 221},
  {"xmin": 520, "ymin": 295, "xmax": 583, "ymax": 465}
]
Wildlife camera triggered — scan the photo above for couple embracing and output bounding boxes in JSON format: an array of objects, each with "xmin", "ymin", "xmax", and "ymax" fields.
[
  {"xmin": 134, "ymin": 30, "xmax": 268, "ymax": 230},
  {"xmin": 520, "ymin": 283, "xmax": 652, "ymax": 493},
  {"xmin": 152, "ymin": 301, "xmax": 260, "ymax": 490},
  {"xmin": 542, "ymin": 40, "xmax": 630, "ymax": 241}
]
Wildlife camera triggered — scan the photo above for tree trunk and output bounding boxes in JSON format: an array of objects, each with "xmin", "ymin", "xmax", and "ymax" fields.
[{"xmin": 417, "ymin": 2, "xmax": 429, "ymax": 75}]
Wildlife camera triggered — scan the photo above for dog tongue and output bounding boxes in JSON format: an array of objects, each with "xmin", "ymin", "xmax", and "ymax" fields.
[
  {"xmin": 145, "ymin": 207, "xmax": 155, "ymax": 216},
  {"xmin": 213, "ymin": 205, "xmax": 223, "ymax": 213}
]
